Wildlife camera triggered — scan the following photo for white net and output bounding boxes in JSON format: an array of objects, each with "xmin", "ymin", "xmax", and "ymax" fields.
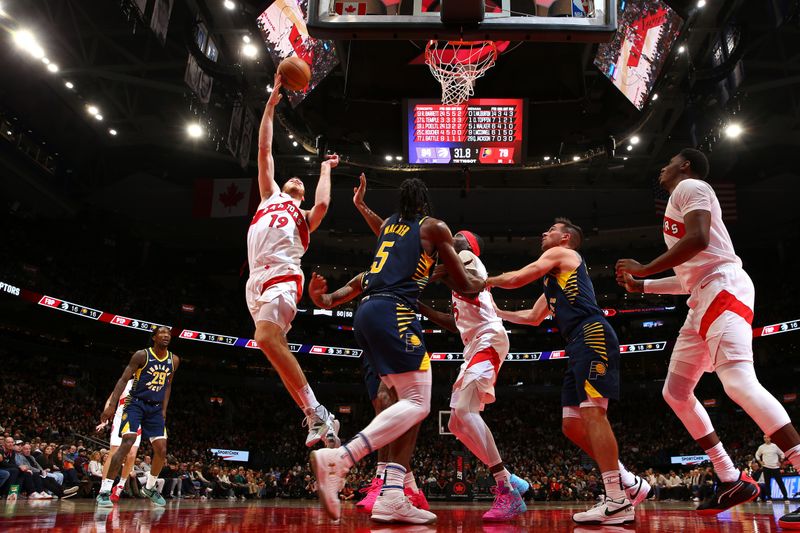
[{"xmin": 425, "ymin": 41, "xmax": 498, "ymax": 105}]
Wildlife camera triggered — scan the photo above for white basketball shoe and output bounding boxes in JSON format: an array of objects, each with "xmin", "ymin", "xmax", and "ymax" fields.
[
  {"xmin": 310, "ymin": 447, "xmax": 348, "ymax": 522},
  {"xmin": 371, "ymin": 490, "xmax": 437, "ymax": 524},
  {"xmin": 572, "ymin": 497, "xmax": 635, "ymax": 525},
  {"xmin": 624, "ymin": 475, "xmax": 651, "ymax": 506},
  {"xmin": 304, "ymin": 406, "xmax": 341, "ymax": 448}
]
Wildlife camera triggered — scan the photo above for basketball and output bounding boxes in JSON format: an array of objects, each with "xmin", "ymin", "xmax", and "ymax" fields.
[{"xmin": 277, "ymin": 56, "xmax": 312, "ymax": 91}]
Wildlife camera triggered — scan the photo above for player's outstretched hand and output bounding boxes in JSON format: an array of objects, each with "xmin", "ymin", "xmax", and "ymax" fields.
[
  {"xmin": 322, "ymin": 153, "xmax": 339, "ymax": 169},
  {"xmin": 308, "ymin": 272, "xmax": 331, "ymax": 308},
  {"xmin": 353, "ymin": 173, "xmax": 367, "ymax": 207},
  {"xmin": 95, "ymin": 421, "xmax": 108, "ymax": 433},
  {"xmin": 616, "ymin": 272, "xmax": 644, "ymax": 293},
  {"xmin": 267, "ymin": 74, "xmax": 283, "ymax": 107},
  {"xmin": 615, "ymin": 258, "xmax": 646, "ymax": 277},
  {"xmin": 100, "ymin": 405, "xmax": 116, "ymax": 425}
]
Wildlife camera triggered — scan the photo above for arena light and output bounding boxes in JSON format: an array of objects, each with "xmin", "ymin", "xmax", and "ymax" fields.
[
  {"xmin": 288, "ymin": 134, "xmax": 293, "ymax": 139},
  {"xmin": 623, "ymin": 156, "xmax": 628, "ymax": 160},
  {"xmin": 626, "ymin": 145, "xmax": 633, "ymax": 151},
  {"xmin": 242, "ymin": 35, "xmax": 251, "ymax": 43},
  {"xmin": 187, "ymin": 123, "xmax": 204, "ymax": 138},
  {"xmin": 266, "ymin": 85, "xmax": 273, "ymax": 93},
  {"xmin": 543, "ymin": 155, "xmax": 550, "ymax": 161},
  {"xmin": 652, "ymin": 93, "xmax": 659, "ymax": 101},
  {"xmin": 724, "ymin": 123, "xmax": 743, "ymax": 138},
  {"xmin": 86, "ymin": 105, "xmax": 99, "ymax": 116},
  {"xmin": 385, "ymin": 155, "xmax": 393, "ymax": 161},
  {"xmin": 242, "ymin": 44, "xmax": 257, "ymax": 58},
  {"xmin": 696, "ymin": 0, "xmax": 706, "ymax": 7},
  {"xmin": 13, "ymin": 30, "xmax": 45, "ymax": 60},
  {"xmin": 677, "ymin": 45, "xmax": 686, "ymax": 54},
  {"xmin": 630, "ymin": 135, "xmax": 640, "ymax": 145},
  {"xmin": 292, "ymin": 141, "xmax": 298, "ymax": 147},
  {"xmin": 223, "ymin": 0, "xmax": 236, "ymax": 10},
  {"xmin": 395, "ymin": 156, "xmax": 403, "ymax": 161},
  {"xmin": 94, "ymin": 114, "xmax": 103, "ymax": 121},
  {"xmin": 47, "ymin": 63, "xmax": 59, "ymax": 73},
  {"xmin": 42, "ymin": 57, "xmax": 50, "ymax": 64},
  {"xmin": 572, "ymin": 156, "xmax": 580, "ymax": 161},
  {"xmin": 108, "ymin": 129, "xmax": 118, "ymax": 136},
  {"xmin": 303, "ymin": 156, "xmax": 310, "ymax": 161},
  {"xmin": 64, "ymin": 81, "xmax": 74, "ymax": 89}
]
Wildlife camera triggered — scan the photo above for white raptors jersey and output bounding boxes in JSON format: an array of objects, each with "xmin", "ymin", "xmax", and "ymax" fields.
[
  {"xmin": 247, "ymin": 192, "xmax": 310, "ymax": 277},
  {"xmin": 451, "ymin": 250, "xmax": 507, "ymax": 358},
  {"xmin": 663, "ymin": 179, "xmax": 742, "ymax": 293}
]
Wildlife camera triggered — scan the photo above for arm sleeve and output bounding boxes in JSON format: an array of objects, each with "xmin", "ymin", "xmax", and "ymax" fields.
[
  {"xmin": 672, "ymin": 180, "xmax": 713, "ymax": 215},
  {"xmin": 643, "ymin": 276, "xmax": 687, "ymax": 295}
]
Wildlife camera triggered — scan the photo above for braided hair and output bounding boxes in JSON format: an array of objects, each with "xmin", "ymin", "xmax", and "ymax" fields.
[{"xmin": 398, "ymin": 178, "xmax": 433, "ymax": 220}]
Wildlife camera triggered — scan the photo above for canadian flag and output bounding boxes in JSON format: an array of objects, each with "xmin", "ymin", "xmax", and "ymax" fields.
[
  {"xmin": 193, "ymin": 178, "xmax": 260, "ymax": 218},
  {"xmin": 334, "ymin": 1, "xmax": 367, "ymax": 15}
]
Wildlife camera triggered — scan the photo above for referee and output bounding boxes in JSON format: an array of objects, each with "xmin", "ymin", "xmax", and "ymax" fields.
[{"xmin": 756, "ymin": 434, "xmax": 789, "ymax": 501}]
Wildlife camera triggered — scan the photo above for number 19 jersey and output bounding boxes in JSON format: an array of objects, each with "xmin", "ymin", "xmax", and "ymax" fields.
[{"xmin": 247, "ymin": 192, "xmax": 310, "ymax": 277}]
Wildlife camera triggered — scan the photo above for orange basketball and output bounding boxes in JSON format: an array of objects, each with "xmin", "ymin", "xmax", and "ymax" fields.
[{"xmin": 277, "ymin": 56, "xmax": 312, "ymax": 91}]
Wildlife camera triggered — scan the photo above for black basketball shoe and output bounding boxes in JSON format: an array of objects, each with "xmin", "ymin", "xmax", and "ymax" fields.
[
  {"xmin": 695, "ymin": 472, "xmax": 760, "ymax": 516},
  {"xmin": 779, "ymin": 507, "xmax": 800, "ymax": 530}
]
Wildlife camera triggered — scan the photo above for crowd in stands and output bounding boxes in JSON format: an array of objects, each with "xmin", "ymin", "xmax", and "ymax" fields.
[{"xmin": 3, "ymin": 341, "xmax": 799, "ymax": 504}]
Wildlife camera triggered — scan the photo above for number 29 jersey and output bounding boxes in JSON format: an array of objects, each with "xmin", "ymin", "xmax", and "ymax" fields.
[
  {"xmin": 130, "ymin": 348, "xmax": 174, "ymax": 403},
  {"xmin": 361, "ymin": 213, "xmax": 436, "ymax": 309}
]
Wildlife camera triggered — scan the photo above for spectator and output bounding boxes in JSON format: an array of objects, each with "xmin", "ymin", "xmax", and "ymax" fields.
[
  {"xmin": 17, "ymin": 443, "xmax": 77, "ymax": 499},
  {"xmin": 756, "ymin": 434, "xmax": 789, "ymax": 501}
]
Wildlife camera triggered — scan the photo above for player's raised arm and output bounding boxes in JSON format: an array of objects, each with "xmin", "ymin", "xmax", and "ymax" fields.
[
  {"xmin": 307, "ymin": 154, "xmax": 338, "ymax": 232},
  {"xmin": 257, "ymin": 74, "xmax": 284, "ymax": 201},
  {"xmin": 353, "ymin": 174, "xmax": 387, "ymax": 236},
  {"xmin": 308, "ymin": 272, "xmax": 364, "ymax": 309},
  {"xmin": 487, "ymin": 247, "xmax": 565, "ymax": 290},
  {"xmin": 417, "ymin": 301, "xmax": 458, "ymax": 334},
  {"xmin": 100, "ymin": 350, "xmax": 147, "ymax": 424},
  {"xmin": 424, "ymin": 219, "xmax": 484, "ymax": 295},
  {"xmin": 494, "ymin": 293, "xmax": 550, "ymax": 326}
]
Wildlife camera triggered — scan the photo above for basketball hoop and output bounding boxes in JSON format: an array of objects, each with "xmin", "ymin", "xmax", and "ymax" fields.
[{"xmin": 425, "ymin": 40, "xmax": 498, "ymax": 105}]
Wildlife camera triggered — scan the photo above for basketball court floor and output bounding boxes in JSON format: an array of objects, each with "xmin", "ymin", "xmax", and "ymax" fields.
[{"xmin": 0, "ymin": 499, "xmax": 794, "ymax": 532}]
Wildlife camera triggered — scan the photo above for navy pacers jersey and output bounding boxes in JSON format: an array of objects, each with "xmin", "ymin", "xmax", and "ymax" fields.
[
  {"xmin": 361, "ymin": 214, "xmax": 436, "ymax": 309},
  {"xmin": 130, "ymin": 348, "xmax": 174, "ymax": 403},
  {"xmin": 542, "ymin": 253, "xmax": 604, "ymax": 340}
]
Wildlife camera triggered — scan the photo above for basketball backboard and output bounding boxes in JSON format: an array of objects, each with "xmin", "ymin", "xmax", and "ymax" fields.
[{"xmin": 307, "ymin": 0, "xmax": 616, "ymax": 42}]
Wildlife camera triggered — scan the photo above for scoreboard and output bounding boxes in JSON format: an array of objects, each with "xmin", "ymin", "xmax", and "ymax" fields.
[{"xmin": 406, "ymin": 98, "xmax": 526, "ymax": 165}]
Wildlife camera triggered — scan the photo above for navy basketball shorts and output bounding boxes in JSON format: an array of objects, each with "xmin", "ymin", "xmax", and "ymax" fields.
[
  {"xmin": 120, "ymin": 398, "xmax": 167, "ymax": 441},
  {"xmin": 561, "ymin": 317, "xmax": 621, "ymax": 408},
  {"xmin": 354, "ymin": 295, "xmax": 431, "ymax": 376}
]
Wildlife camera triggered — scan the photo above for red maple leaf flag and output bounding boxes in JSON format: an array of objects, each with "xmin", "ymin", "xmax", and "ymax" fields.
[
  {"xmin": 193, "ymin": 178, "xmax": 256, "ymax": 218},
  {"xmin": 334, "ymin": 1, "xmax": 367, "ymax": 15}
]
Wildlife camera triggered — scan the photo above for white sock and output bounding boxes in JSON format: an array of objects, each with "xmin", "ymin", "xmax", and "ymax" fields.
[
  {"xmin": 115, "ymin": 477, "xmax": 126, "ymax": 489},
  {"xmin": 785, "ymin": 444, "xmax": 800, "ymax": 471},
  {"xmin": 618, "ymin": 461, "xmax": 636, "ymax": 487},
  {"xmin": 602, "ymin": 470, "xmax": 626, "ymax": 501},
  {"xmin": 100, "ymin": 478, "xmax": 114, "ymax": 493},
  {"xmin": 340, "ymin": 433, "xmax": 374, "ymax": 467},
  {"xmin": 376, "ymin": 462, "xmax": 387, "ymax": 480},
  {"xmin": 297, "ymin": 384, "xmax": 321, "ymax": 412},
  {"xmin": 382, "ymin": 463, "xmax": 405, "ymax": 494},
  {"xmin": 145, "ymin": 473, "xmax": 158, "ymax": 490},
  {"xmin": 705, "ymin": 442, "xmax": 739, "ymax": 483},
  {"xmin": 404, "ymin": 471, "xmax": 418, "ymax": 492},
  {"xmin": 491, "ymin": 465, "xmax": 511, "ymax": 487}
]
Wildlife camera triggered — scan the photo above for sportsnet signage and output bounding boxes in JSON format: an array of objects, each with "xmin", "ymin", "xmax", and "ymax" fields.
[
  {"xmin": 671, "ymin": 455, "xmax": 709, "ymax": 465},
  {"xmin": 209, "ymin": 448, "xmax": 250, "ymax": 462}
]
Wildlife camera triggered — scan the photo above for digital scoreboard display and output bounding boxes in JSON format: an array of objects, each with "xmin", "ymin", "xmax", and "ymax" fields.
[{"xmin": 405, "ymin": 98, "xmax": 526, "ymax": 165}]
